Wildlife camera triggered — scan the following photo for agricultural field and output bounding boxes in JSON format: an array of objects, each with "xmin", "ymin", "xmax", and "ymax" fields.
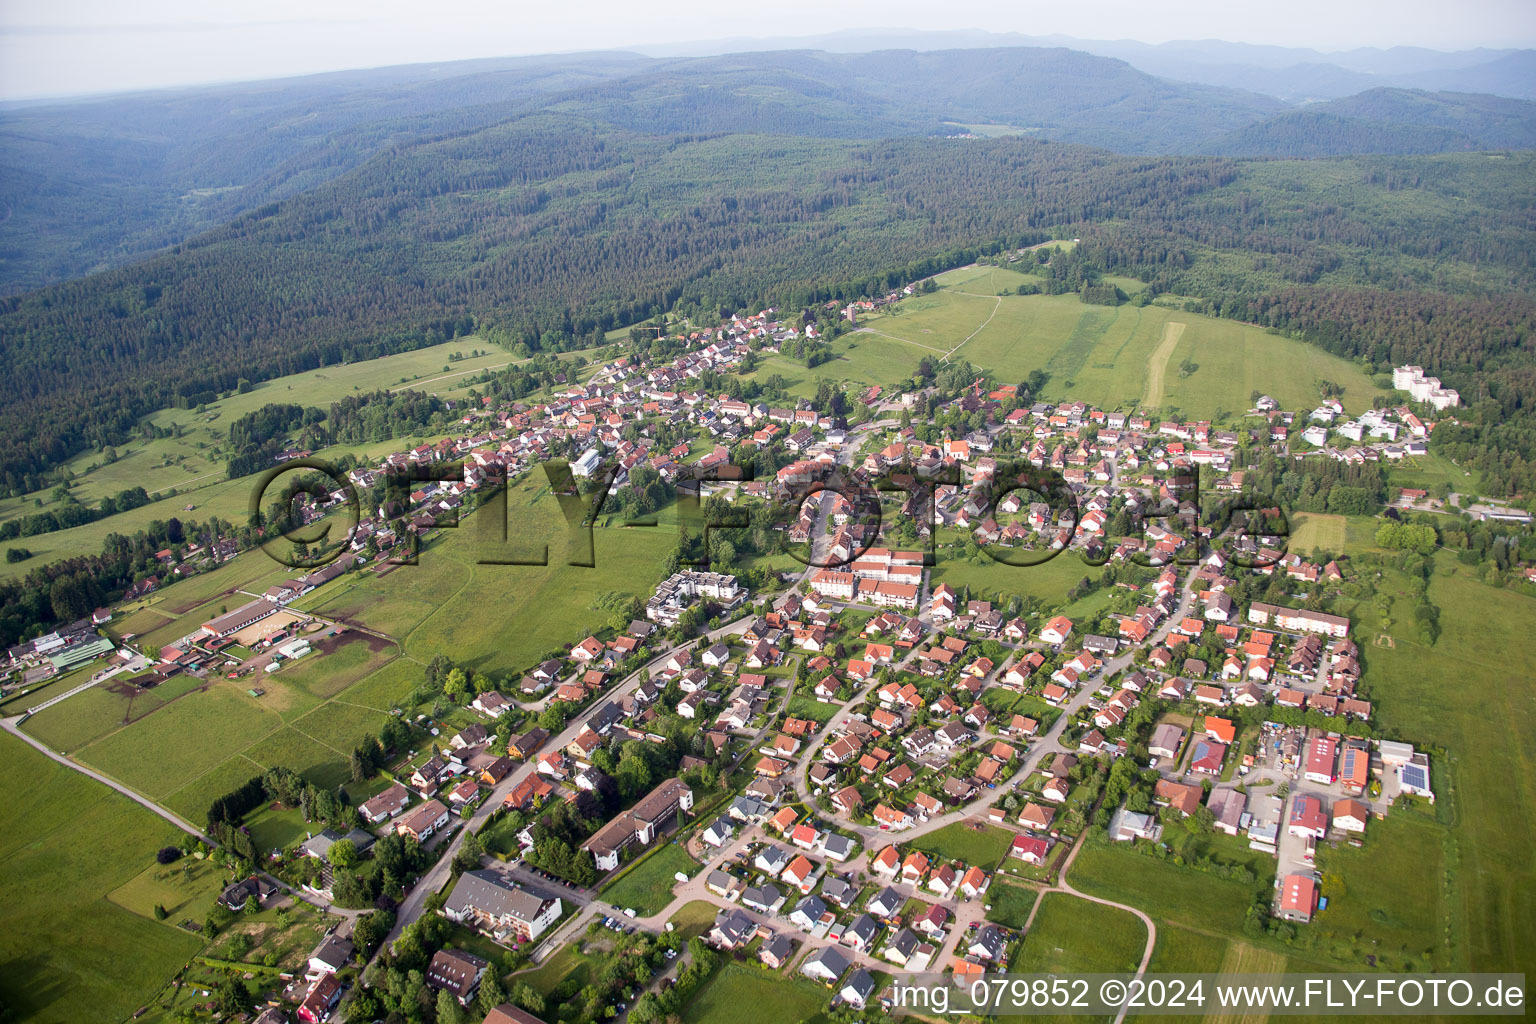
[
  {"xmin": 1009, "ymin": 892, "xmax": 1147, "ymax": 974},
  {"xmin": 0, "ymin": 733, "xmax": 205, "ymax": 1024},
  {"xmin": 600, "ymin": 844, "xmax": 698, "ymax": 916}
]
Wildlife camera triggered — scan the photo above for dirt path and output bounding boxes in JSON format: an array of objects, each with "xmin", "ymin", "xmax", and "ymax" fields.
[
  {"xmin": 852, "ymin": 327, "xmax": 949, "ymax": 354},
  {"xmin": 944, "ymin": 294, "xmax": 1003, "ymax": 363},
  {"xmin": 1141, "ymin": 320, "xmax": 1186, "ymax": 410}
]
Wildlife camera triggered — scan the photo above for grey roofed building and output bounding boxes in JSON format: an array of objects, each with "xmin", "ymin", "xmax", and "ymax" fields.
[
  {"xmin": 754, "ymin": 845, "xmax": 790, "ymax": 874},
  {"xmin": 884, "ymin": 927, "xmax": 920, "ymax": 962},
  {"xmin": 299, "ymin": 827, "xmax": 375, "ymax": 860},
  {"xmin": 841, "ymin": 968, "xmax": 876, "ymax": 1007},
  {"xmin": 308, "ymin": 932, "xmax": 355, "ymax": 974},
  {"xmin": 742, "ymin": 882, "xmax": 784, "ymax": 914},
  {"xmin": 843, "ymin": 912, "xmax": 879, "ymax": 950},
  {"xmin": 867, "ymin": 886, "xmax": 904, "ymax": 918},
  {"xmin": 821, "ymin": 876, "xmax": 858, "ymax": 907},
  {"xmin": 789, "ymin": 894, "xmax": 826, "ymax": 929},
  {"xmin": 801, "ymin": 944, "xmax": 852, "ymax": 983},
  {"xmin": 970, "ymin": 923, "xmax": 1007, "ymax": 962},
  {"xmin": 822, "ymin": 833, "xmax": 855, "ymax": 861},
  {"xmin": 760, "ymin": 932, "xmax": 795, "ymax": 967},
  {"xmin": 442, "ymin": 869, "xmax": 562, "ymax": 941},
  {"xmin": 702, "ymin": 816, "xmax": 735, "ymax": 846},
  {"xmin": 729, "ymin": 795, "xmax": 771, "ymax": 821},
  {"xmin": 709, "ymin": 907, "xmax": 757, "ymax": 948}
]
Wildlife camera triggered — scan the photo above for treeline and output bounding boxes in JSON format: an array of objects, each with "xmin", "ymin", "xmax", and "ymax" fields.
[
  {"xmin": 0, "ymin": 511, "xmax": 242, "ymax": 646},
  {"xmin": 206, "ymin": 766, "xmax": 355, "ymax": 860},
  {"xmin": 0, "ymin": 485, "xmax": 151, "ymax": 540},
  {"xmin": 0, "ymin": 123, "xmax": 1503, "ymax": 489}
]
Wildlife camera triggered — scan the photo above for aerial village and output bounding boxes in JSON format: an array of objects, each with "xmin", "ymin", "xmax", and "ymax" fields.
[{"xmin": 0, "ymin": 288, "xmax": 1459, "ymax": 1020}]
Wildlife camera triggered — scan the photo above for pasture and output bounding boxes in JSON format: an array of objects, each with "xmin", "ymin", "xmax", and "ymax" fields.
[
  {"xmin": 849, "ymin": 288, "xmax": 1385, "ymax": 418},
  {"xmin": 0, "ymin": 734, "xmax": 205, "ymax": 1024},
  {"xmin": 306, "ymin": 478, "xmax": 679, "ymax": 675}
]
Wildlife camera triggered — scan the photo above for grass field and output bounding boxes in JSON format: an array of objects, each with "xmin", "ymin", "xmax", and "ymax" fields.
[
  {"xmin": 0, "ymin": 733, "xmax": 206, "ymax": 1024},
  {"xmin": 74, "ymin": 683, "xmax": 283, "ymax": 799},
  {"xmin": 929, "ymin": 545, "xmax": 1101, "ymax": 612},
  {"xmin": 906, "ymin": 822, "xmax": 1018, "ymax": 867},
  {"xmin": 667, "ymin": 899, "xmax": 720, "ymax": 942},
  {"xmin": 682, "ymin": 964, "xmax": 832, "ymax": 1024},
  {"xmin": 984, "ymin": 879, "xmax": 1040, "ymax": 930},
  {"xmin": 1009, "ymin": 892, "xmax": 1147, "ymax": 974},
  {"xmin": 107, "ymin": 855, "xmax": 227, "ymax": 923},
  {"xmin": 1289, "ymin": 513, "xmax": 1347, "ymax": 557},
  {"xmin": 600, "ymin": 844, "xmax": 697, "ymax": 915},
  {"xmin": 847, "ymin": 286, "xmax": 1384, "ymax": 418},
  {"xmin": 303, "ymin": 478, "xmax": 678, "ymax": 675}
]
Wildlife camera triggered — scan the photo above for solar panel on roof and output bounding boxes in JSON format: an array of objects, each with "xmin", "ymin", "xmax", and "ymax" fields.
[{"xmin": 1401, "ymin": 765, "xmax": 1428, "ymax": 789}]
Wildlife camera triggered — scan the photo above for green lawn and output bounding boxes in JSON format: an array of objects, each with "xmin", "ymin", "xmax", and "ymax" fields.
[
  {"xmin": 906, "ymin": 822, "xmax": 1017, "ymax": 867},
  {"xmin": 600, "ymin": 844, "xmax": 697, "ymax": 915},
  {"xmin": 984, "ymin": 879, "xmax": 1040, "ymax": 930},
  {"xmin": 667, "ymin": 899, "xmax": 720, "ymax": 942},
  {"xmin": 519, "ymin": 943, "xmax": 593, "ymax": 997},
  {"xmin": 1009, "ymin": 892, "xmax": 1146, "ymax": 974},
  {"xmin": 1290, "ymin": 513, "xmax": 1347, "ymax": 557},
  {"xmin": 682, "ymin": 964, "xmax": 832, "ymax": 1024},
  {"xmin": 786, "ymin": 696, "xmax": 839, "ymax": 724},
  {"xmin": 0, "ymin": 733, "xmax": 206, "ymax": 1024}
]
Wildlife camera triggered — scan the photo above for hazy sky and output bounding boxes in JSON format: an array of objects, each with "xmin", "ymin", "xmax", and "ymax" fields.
[{"xmin": 2, "ymin": 0, "xmax": 1534, "ymax": 100}]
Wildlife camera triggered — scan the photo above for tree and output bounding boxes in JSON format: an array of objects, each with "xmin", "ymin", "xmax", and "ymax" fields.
[
  {"xmin": 328, "ymin": 838, "xmax": 360, "ymax": 871},
  {"xmin": 215, "ymin": 981, "xmax": 252, "ymax": 1017},
  {"xmin": 511, "ymin": 981, "xmax": 545, "ymax": 1018},
  {"xmin": 436, "ymin": 988, "xmax": 469, "ymax": 1024},
  {"xmin": 242, "ymin": 895, "xmax": 259, "ymax": 915}
]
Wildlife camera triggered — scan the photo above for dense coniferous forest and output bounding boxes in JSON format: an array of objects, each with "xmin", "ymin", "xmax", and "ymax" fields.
[{"xmin": 2, "ymin": 113, "xmax": 1534, "ymax": 492}]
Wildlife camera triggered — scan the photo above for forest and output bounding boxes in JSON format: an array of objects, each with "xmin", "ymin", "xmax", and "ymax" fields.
[{"xmin": 2, "ymin": 107, "xmax": 1534, "ymax": 500}]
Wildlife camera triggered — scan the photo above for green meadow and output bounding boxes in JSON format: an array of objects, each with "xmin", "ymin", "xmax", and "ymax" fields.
[
  {"xmin": 845, "ymin": 284, "xmax": 1384, "ymax": 417},
  {"xmin": 0, "ymin": 733, "xmax": 204, "ymax": 1024},
  {"xmin": 1009, "ymin": 892, "xmax": 1147, "ymax": 974}
]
